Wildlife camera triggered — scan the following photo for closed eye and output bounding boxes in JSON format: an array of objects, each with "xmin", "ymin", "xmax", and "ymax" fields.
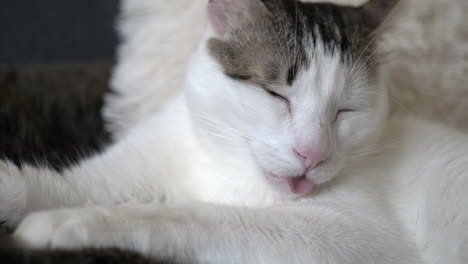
[
  {"xmin": 226, "ymin": 73, "xmax": 251, "ymax": 81},
  {"xmin": 266, "ymin": 89, "xmax": 291, "ymax": 112},
  {"xmin": 335, "ymin": 109, "xmax": 355, "ymax": 122},
  {"xmin": 225, "ymin": 72, "xmax": 290, "ymax": 109},
  {"xmin": 266, "ymin": 90, "xmax": 287, "ymax": 101}
]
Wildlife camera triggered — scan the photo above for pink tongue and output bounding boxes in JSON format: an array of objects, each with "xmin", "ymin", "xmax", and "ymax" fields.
[{"xmin": 287, "ymin": 177, "xmax": 315, "ymax": 194}]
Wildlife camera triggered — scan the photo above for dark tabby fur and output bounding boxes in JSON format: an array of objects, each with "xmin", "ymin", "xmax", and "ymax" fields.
[{"xmin": 209, "ymin": 0, "xmax": 391, "ymax": 87}]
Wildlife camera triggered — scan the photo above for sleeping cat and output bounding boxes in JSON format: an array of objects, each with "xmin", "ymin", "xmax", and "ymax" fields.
[{"xmin": 1, "ymin": 0, "xmax": 467, "ymax": 263}]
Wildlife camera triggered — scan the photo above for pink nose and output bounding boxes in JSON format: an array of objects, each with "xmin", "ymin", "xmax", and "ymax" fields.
[{"xmin": 294, "ymin": 147, "xmax": 329, "ymax": 170}]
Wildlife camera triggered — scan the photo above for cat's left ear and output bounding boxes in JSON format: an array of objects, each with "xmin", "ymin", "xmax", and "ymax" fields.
[
  {"xmin": 207, "ymin": 0, "xmax": 268, "ymax": 37},
  {"xmin": 358, "ymin": 0, "xmax": 400, "ymax": 32}
]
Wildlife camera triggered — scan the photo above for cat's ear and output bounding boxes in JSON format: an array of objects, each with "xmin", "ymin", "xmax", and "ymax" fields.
[
  {"xmin": 359, "ymin": 0, "xmax": 400, "ymax": 32},
  {"xmin": 207, "ymin": 0, "xmax": 267, "ymax": 36}
]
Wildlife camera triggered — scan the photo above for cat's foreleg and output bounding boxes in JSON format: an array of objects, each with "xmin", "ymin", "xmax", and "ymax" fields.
[
  {"xmin": 0, "ymin": 121, "xmax": 178, "ymax": 227},
  {"xmin": 0, "ymin": 160, "xmax": 86, "ymax": 227},
  {"xmin": 13, "ymin": 203, "xmax": 421, "ymax": 264}
]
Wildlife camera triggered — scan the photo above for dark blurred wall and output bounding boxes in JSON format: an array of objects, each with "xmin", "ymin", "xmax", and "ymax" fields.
[{"xmin": 0, "ymin": 0, "xmax": 119, "ymax": 64}]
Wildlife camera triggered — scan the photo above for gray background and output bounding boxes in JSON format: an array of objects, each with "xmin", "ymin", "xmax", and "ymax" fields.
[{"xmin": 0, "ymin": 0, "xmax": 119, "ymax": 64}]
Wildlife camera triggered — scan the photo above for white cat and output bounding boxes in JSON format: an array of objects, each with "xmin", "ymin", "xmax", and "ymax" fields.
[{"xmin": 1, "ymin": 0, "xmax": 467, "ymax": 263}]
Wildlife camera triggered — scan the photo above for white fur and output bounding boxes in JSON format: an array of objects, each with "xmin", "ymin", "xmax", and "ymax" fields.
[{"xmin": 1, "ymin": 0, "xmax": 467, "ymax": 263}]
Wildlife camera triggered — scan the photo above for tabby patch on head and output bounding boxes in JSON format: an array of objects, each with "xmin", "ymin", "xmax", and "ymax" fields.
[{"xmin": 208, "ymin": 0, "xmax": 398, "ymax": 87}]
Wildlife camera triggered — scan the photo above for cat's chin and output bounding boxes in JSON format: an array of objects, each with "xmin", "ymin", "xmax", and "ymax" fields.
[{"xmin": 264, "ymin": 170, "xmax": 315, "ymax": 195}]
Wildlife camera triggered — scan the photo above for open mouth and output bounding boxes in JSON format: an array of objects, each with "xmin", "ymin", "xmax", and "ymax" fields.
[{"xmin": 265, "ymin": 171, "xmax": 315, "ymax": 195}]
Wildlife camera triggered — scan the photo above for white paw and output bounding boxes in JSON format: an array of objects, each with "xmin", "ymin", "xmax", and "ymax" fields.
[
  {"xmin": 0, "ymin": 161, "xmax": 27, "ymax": 226},
  {"xmin": 13, "ymin": 209, "xmax": 95, "ymax": 249}
]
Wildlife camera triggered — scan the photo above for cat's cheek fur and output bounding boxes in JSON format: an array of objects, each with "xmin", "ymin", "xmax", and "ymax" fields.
[
  {"xmin": 335, "ymin": 82, "xmax": 389, "ymax": 158},
  {"xmin": 337, "ymin": 112, "xmax": 379, "ymax": 149}
]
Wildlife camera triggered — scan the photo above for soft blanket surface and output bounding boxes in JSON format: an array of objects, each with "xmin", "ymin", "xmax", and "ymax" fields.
[{"xmin": 0, "ymin": 63, "xmax": 111, "ymax": 170}]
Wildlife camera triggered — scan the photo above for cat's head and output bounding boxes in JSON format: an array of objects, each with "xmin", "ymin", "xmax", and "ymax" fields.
[{"xmin": 186, "ymin": 0, "xmax": 398, "ymax": 196}]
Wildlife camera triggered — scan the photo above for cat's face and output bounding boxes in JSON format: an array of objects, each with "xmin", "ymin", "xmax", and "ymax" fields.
[{"xmin": 186, "ymin": 0, "xmax": 397, "ymax": 195}]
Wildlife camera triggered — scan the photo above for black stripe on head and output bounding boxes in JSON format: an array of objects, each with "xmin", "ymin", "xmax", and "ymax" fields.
[
  {"xmin": 268, "ymin": 0, "xmax": 310, "ymax": 86},
  {"xmin": 286, "ymin": 65, "xmax": 297, "ymax": 86},
  {"xmin": 300, "ymin": 3, "xmax": 353, "ymax": 58}
]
